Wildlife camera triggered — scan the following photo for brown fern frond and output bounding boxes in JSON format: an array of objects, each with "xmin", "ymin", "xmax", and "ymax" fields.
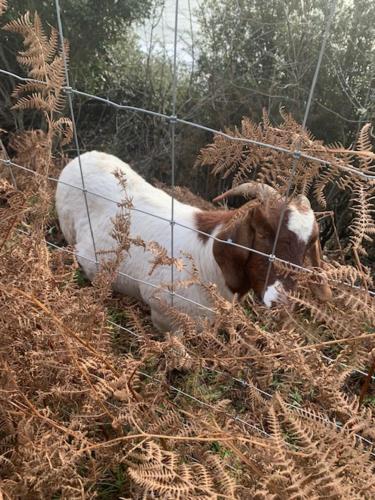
[
  {"xmin": 0, "ymin": 0, "xmax": 7, "ymax": 16},
  {"xmin": 147, "ymin": 240, "xmax": 185, "ymax": 276},
  {"xmin": 313, "ymin": 169, "xmax": 339, "ymax": 208},
  {"xmin": 336, "ymin": 288, "xmax": 375, "ymax": 325},
  {"xmin": 147, "ymin": 409, "xmax": 182, "ymax": 434},
  {"xmin": 260, "ymin": 402, "xmax": 317, "ymax": 499},
  {"xmin": 348, "ymin": 183, "xmax": 375, "ymax": 255},
  {"xmin": 5, "ymin": 13, "xmax": 48, "ymax": 71},
  {"xmin": 288, "ymin": 292, "xmax": 355, "ymax": 338},
  {"xmin": 204, "ymin": 453, "xmax": 237, "ymax": 497},
  {"xmin": 156, "ymin": 299, "xmax": 199, "ymax": 336},
  {"xmin": 46, "ymin": 27, "xmax": 60, "ymax": 62},
  {"xmin": 52, "ymin": 116, "xmax": 73, "ymax": 145},
  {"xmin": 276, "ymin": 396, "xmax": 362, "ymax": 499},
  {"xmin": 355, "ymin": 123, "xmax": 374, "ymax": 173},
  {"xmin": 356, "ymin": 123, "xmax": 373, "ymax": 152},
  {"xmin": 11, "ymin": 82, "xmax": 48, "ymax": 97},
  {"xmin": 47, "ymin": 52, "xmax": 67, "ymax": 93},
  {"xmin": 0, "ymin": 180, "xmax": 27, "ymax": 248},
  {"xmin": 196, "ymin": 109, "xmax": 375, "ymax": 227},
  {"xmin": 5, "ymin": 10, "xmax": 70, "ymax": 126},
  {"xmin": 12, "ymin": 93, "xmax": 53, "ymax": 112},
  {"xmin": 127, "ymin": 441, "xmax": 235, "ymax": 498},
  {"xmin": 323, "ymin": 261, "xmax": 373, "ymax": 288}
]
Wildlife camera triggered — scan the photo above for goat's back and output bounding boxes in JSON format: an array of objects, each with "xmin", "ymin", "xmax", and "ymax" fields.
[
  {"xmin": 55, "ymin": 152, "xmax": 226, "ymax": 324},
  {"xmin": 56, "ymin": 150, "xmax": 189, "ymax": 244}
]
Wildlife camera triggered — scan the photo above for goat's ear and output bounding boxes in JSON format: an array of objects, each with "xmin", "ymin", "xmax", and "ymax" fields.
[
  {"xmin": 213, "ymin": 211, "xmax": 255, "ymax": 296},
  {"xmin": 306, "ymin": 237, "xmax": 332, "ymax": 302}
]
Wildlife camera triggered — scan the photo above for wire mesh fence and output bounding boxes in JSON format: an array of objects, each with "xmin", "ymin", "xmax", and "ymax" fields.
[{"xmin": 1, "ymin": 0, "xmax": 375, "ymax": 461}]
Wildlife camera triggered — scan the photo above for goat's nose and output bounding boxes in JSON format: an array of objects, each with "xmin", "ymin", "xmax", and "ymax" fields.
[{"xmin": 262, "ymin": 280, "xmax": 287, "ymax": 307}]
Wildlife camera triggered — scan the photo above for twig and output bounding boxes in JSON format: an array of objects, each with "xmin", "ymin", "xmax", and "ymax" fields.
[
  {"xmin": 359, "ymin": 356, "xmax": 375, "ymax": 407},
  {"xmin": 78, "ymin": 431, "xmax": 270, "ymax": 455}
]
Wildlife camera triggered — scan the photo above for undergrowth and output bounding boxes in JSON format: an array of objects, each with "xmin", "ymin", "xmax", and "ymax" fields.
[{"xmin": 0, "ymin": 6, "xmax": 375, "ymax": 499}]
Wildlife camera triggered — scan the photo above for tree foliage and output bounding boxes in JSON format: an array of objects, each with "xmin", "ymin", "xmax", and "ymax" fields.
[
  {"xmin": 195, "ymin": 0, "xmax": 375, "ymax": 143},
  {"xmin": 0, "ymin": 0, "xmax": 152, "ymax": 129},
  {"xmin": 0, "ymin": 0, "xmax": 374, "ymax": 219}
]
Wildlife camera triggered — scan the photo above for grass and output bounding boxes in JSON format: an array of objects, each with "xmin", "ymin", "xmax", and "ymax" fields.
[
  {"xmin": 96, "ymin": 465, "xmax": 128, "ymax": 499},
  {"xmin": 74, "ymin": 267, "xmax": 91, "ymax": 287},
  {"xmin": 363, "ymin": 395, "xmax": 375, "ymax": 408},
  {"xmin": 289, "ymin": 389, "xmax": 303, "ymax": 407},
  {"xmin": 210, "ymin": 440, "xmax": 233, "ymax": 458}
]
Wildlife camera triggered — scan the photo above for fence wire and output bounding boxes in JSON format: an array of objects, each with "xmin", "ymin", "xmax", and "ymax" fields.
[
  {"xmin": 0, "ymin": 0, "xmax": 374, "ymax": 462},
  {"xmin": 263, "ymin": 0, "xmax": 337, "ymax": 295},
  {"xmin": 54, "ymin": 0, "xmax": 99, "ymax": 268},
  {"xmin": 170, "ymin": 0, "xmax": 179, "ymax": 307},
  {"xmin": 14, "ymin": 227, "xmax": 375, "ymax": 457},
  {"xmin": 0, "ymin": 67, "xmax": 374, "ymax": 182},
  {"xmin": 18, "ymin": 225, "xmax": 373, "ymax": 378},
  {"xmin": 2, "ymin": 156, "xmax": 374, "ymax": 299}
]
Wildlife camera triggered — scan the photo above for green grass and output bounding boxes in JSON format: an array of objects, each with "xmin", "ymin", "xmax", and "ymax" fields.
[
  {"xmin": 363, "ymin": 395, "xmax": 375, "ymax": 408},
  {"xmin": 282, "ymin": 430, "xmax": 300, "ymax": 451},
  {"xmin": 289, "ymin": 389, "xmax": 303, "ymax": 406},
  {"xmin": 173, "ymin": 368, "xmax": 235, "ymax": 404},
  {"xmin": 210, "ymin": 440, "xmax": 232, "ymax": 458},
  {"xmin": 108, "ymin": 306, "xmax": 128, "ymax": 326},
  {"xmin": 96, "ymin": 465, "xmax": 128, "ymax": 499},
  {"xmin": 74, "ymin": 268, "xmax": 91, "ymax": 287}
]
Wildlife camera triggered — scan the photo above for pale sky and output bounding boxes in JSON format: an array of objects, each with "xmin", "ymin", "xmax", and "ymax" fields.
[{"xmin": 137, "ymin": 0, "xmax": 201, "ymax": 64}]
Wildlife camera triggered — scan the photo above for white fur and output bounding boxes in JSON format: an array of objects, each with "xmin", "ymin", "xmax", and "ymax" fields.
[
  {"xmin": 56, "ymin": 151, "xmax": 233, "ymax": 331},
  {"xmin": 263, "ymin": 280, "xmax": 285, "ymax": 307},
  {"xmin": 287, "ymin": 206, "xmax": 314, "ymax": 243}
]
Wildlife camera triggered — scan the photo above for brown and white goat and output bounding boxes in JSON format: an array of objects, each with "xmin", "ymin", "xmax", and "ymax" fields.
[{"xmin": 56, "ymin": 151, "xmax": 331, "ymax": 331}]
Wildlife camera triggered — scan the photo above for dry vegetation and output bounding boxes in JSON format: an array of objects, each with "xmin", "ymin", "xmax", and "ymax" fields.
[{"xmin": 1, "ymin": 8, "xmax": 375, "ymax": 499}]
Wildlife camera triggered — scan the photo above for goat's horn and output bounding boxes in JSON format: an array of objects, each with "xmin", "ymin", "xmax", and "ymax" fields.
[
  {"xmin": 213, "ymin": 182, "xmax": 278, "ymax": 203},
  {"xmin": 294, "ymin": 194, "xmax": 311, "ymax": 210}
]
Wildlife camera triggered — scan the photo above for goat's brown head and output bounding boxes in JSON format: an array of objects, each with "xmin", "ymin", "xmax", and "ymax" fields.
[{"xmin": 211, "ymin": 182, "xmax": 332, "ymax": 306}]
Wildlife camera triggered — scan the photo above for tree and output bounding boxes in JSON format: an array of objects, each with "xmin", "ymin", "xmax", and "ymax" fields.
[
  {"xmin": 195, "ymin": 0, "xmax": 375, "ymax": 143},
  {"xmin": 0, "ymin": 0, "xmax": 152, "ymax": 130}
]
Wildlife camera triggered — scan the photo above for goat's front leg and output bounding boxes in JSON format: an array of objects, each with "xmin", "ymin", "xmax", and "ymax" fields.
[{"xmin": 150, "ymin": 308, "xmax": 171, "ymax": 332}]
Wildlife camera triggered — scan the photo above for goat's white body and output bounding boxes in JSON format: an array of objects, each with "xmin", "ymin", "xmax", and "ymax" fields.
[{"xmin": 56, "ymin": 151, "xmax": 233, "ymax": 330}]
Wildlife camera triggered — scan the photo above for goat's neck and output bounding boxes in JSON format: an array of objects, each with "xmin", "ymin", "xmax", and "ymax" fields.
[
  {"xmin": 194, "ymin": 209, "xmax": 241, "ymax": 301},
  {"xmin": 196, "ymin": 208, "xmax": 255, "ymax": 299}
]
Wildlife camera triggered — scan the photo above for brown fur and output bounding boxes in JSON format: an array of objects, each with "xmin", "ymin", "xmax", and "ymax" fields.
[
  {"xmin": 196, "ymin": 201, "xmax": 330, "ymax": 301},
  {"xmin": 195, "ymin": 210, "xmax": 235, "ymax": 242}
]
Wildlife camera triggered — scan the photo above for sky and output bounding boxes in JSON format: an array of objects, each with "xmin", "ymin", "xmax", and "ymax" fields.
[{"xmin": 136, "ymin": 0, "xmax": 201, "ymax": 64}]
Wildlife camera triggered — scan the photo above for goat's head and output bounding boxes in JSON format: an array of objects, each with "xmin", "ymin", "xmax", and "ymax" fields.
[{"xmin": 212, "ymin": 182, "xmax": 332, "ymax": 306}]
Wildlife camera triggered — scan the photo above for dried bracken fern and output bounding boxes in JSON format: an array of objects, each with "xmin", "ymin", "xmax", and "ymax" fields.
[
  {"xmin": 127, "ymin": 441, "xmax": 237, "ymax": 498},
  {"xmin": 196, "ymin": 110, "xmax": 375, "ymax": 258},
  {"xmin": 348, "ymin": 182, "xmax": 375, "ymax": 255},
  {"xmin": 0, "ymin": 0, "xmax": 7, "ymax": 16},
  {"xmin": 254, "ymin": 396, "xmax": 375, "ymax": 499},
  {"xmin": 0, "ymin": 179, "xmax": 26, "ymax": 248},
  {"xmin": 4, "ymin": 11, "xmax": 72, "ymax": 154},
  {"xmin": 1, "ymin": 7, "xmax": 375, "ymax": 500}
]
